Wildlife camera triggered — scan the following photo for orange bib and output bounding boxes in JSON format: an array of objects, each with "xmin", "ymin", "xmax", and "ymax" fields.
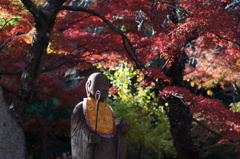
[{"xmin": 83, "ymin": 97, "xmax": 116, "ymax": 138}]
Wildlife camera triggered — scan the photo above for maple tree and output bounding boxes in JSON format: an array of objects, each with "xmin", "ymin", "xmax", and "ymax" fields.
[{"xmin": 0, "ymin": 0, "xmax": 240, "ymax": 158}]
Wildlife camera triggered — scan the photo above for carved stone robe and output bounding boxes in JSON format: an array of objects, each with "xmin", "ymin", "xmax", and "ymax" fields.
[{"xmin": 71, "ymin": 100, "xmax": 127, "ymax": 159}]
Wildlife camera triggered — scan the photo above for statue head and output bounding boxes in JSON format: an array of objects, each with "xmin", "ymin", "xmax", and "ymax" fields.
[{"xmin": 86, "ymin": 72, "xmax": 110, "ymax": 102}]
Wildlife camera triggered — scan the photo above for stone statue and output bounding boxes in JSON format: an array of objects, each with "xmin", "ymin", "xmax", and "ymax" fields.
[
  {"xmin": 71, "ymin": 72, "xmax": 130, "ymax": 159},
  {"xmin": 0, "ymin": 87, "xmax": 25, "ymax": 159}
]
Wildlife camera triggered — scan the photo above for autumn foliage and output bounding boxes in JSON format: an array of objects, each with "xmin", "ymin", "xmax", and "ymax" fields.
[
  {"xmin": 160, "ymin": 86, "xmax": 240, "ymax": 142},
  {"xmin": 0, "ymin": 0, "xmax": 240, "ymax": 158}
]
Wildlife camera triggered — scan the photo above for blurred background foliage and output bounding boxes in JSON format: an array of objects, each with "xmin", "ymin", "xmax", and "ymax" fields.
[{"xmin": 101, "ymin": 62, "xmax": 177, "ymax": 159}]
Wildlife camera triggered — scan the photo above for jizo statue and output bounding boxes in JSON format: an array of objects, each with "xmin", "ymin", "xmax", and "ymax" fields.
[{"xmin": 71, "ymin": 72, "xmax": 130, "ymax": 159}]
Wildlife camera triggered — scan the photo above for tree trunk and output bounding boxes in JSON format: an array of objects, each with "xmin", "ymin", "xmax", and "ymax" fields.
[
  {"xmin": 14, "ymin": 0, "xmax": 67, "ymax": 122},
  {"xmin": 0, "ymin": 1, "xmax": 67, "ymax": 158},
  {"xmin": 165, "ymin": 52, "xmax": 199, "ymax": 159},
  {"xmin": 167, "ymin": 97, "xmax": 199, "ymax": 159},
  {"xmin": 0, "ymin": 87, "xmax": 26, "ymax": 158}
]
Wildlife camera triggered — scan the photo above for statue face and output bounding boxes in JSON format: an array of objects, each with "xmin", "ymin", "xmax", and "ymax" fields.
[{"xmin": 86, "ymin": 73, "xmax": 110, "ymax": 102}]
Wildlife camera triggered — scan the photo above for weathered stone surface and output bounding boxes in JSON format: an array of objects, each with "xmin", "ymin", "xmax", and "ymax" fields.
[{"xmin": 0, "ymin": 87, "xmax": 25, "ymax": 159}]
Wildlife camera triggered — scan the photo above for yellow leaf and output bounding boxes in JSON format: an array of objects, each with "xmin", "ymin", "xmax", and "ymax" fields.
[
  {"xmin": 207, "ymin": 90, "xmax": 213, "ymax": 96},
  {"xmin": 190, "ymin": 81, "xmax": 195, "ymax": 87}
]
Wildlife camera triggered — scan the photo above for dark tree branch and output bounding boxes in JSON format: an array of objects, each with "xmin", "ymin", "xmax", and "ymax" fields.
[
  {"xmin": 61, "ymin": 5, "xmax": 168, "ymax": 94},
  {"xmin": 42, "ymin": 59, "xmax": 92, "ymax": 72},
  {"xmin": 213, "ymin": 32, "xmax": 240, "ymax": 47},
  {"xmin": 0, "ymin": 70, "xmax": 23, "ymax": 76},
  {"xmin": 0, "ymin": 32, "xmax": 25, "ymax": 51},
  {"xmin": 0, "ymin": 48, "xmax": 102, "ymax": 76},
  {"xmin": 157, "ymin": 0, "xmax": 195, "ymax": 17},
  {"xmin": 60, "ymin": 5, "xmax": 144, "ymax": 70},
  {"xmin": 20, "ymin": 0, "xmax": 39, "ymax": 18},
  {"xmin": 0, "ymin": 18, "xmax": 21, "ymax": 32},
  {"xmin": 171, "ymin": 95, "xmax": 222, "ymax": 138}
]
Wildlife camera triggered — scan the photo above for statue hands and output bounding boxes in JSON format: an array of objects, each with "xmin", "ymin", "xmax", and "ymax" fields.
[{"xmin": 118, "ymin": 119, "xmax": 130, "ymax": 134}]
